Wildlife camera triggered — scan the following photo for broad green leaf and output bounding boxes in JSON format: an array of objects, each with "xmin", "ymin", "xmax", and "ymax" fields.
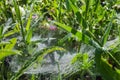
[
  {"xmin": 54, "ymin": 22, "xmax": 102, "ymax": 50},
  {"xmin": 71, "ymin": 53, "xmax": 82, "ymax": 64},
  {"xmin": 5, "ymin": 38, "xmax": 17, "ymax": 50},
  {"xmin": 26, "ymin": 13, "xmax": 32, "ymax": 31},
  {"xmin": 25, "ymin": 28, "xmax": 32, "ymax": 44},
  {"xmin": 0, "ymin": 49, "xmax": 21, "ymax": 60},
  {"xmin": 98, "ymin": 58, "xmax": 120, "ymax": 80},
  {"xmin": 55, "ymin": 22, "xmax": 81, "ymax": 40},
  {"xmin": 83, "ymin": 53, "xmax": 88, "ymax": 64},
  {"xmin": 25, "ymin": 4, "xmax": 34, "ymax": 31},
  {"xmin": 15, "ymin": 23, "xmax": 20, "ymax": 32},
  {"xmin": 115, "ymin": 68, "xmax": 120, "ymax": 74},
  {"xmin": 25, "ymin": 4, "xmax": 34, "ymax": 43},
  {"xmin": 54, "ymin": 22, "xmax": 90, "ymax": 44}
]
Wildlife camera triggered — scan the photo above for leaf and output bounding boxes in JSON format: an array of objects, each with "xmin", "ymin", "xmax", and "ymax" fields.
[
  {"xmin": 5, "ymin": 38, "xmax": 17, "ymax": 50},
  {"xmin": 25, "ymin": 4, "xmax": 34, "ymax": 31},
  {"xmin": 85, "ymin": 0, "xmax": 90, "ymax": 19},
  {"xmin": 83, "ymin": 53, "xmax": 88, "ymax": 64},
  {"xmin": 104, "ymin": 37, "xmax": 119, "ymax": 50},
  {"xmin": 98, "ymin": 58, "xmax": 120, "ymax": 80},
  {"xmin": 25, "ymin": 28, "xmax": 33, "ymax": 44},
  {"xmin": 54, "ymin": 22, "xmax": 87, "ymax": 41},
  {"xmin": 68, "ymin": 0, "xmax": 83, "ymax": 26},
  {"xmin": 54, "ymin": 22, "xmax": 101, "ymax": 49},
  {"xmin": 69, "ymin": 0, "xmax": 88, "ymax": 29},
  {"xmin": 26, "ymin": 13, "xmax": 32, "ymax": 31},
  {"xmin": 94, "ymin": 0, "xmax": 100, "ymax": 11},
  {"xmin": 4, "ymin": 30, "xmax": 17, "ymax": 38},
  {"xmin": 13, "ymin": 0, "xmax": 25, "ymax": 42},
  {"xmin": 13, "ymin": 0, "xmax": 21, "ymax": 23},
  {"xmin": 85, "ymin": 30, "xmax": 101, "ymax": 46},
  {"xmin": 71, "ymin": 53, "xmax": 82, "ymax": 64},
  {"xmin": 101, "ymin": 18, "xmax": 114, "ymax": 46},
  {"xmin": 0, "ymin": 49, "xmax": 21, "ymax": 60},
  {"xmin": 68, "ymin": 0, "xmax": 79, "ymax": 13},
  {"xmin": 58, "ymin": 33, "xmax": 72, "ymax": 45}
]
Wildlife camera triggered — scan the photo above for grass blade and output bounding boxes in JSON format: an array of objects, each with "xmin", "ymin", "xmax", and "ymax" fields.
[
  {"xmin": 5, "ymin": 38, "xmax": 17, "ymax": 50},
  {"xmin": 54, "ymin": 22, "xmax": 101, "ymax": 49},
  {"xmin": 0, "ymin": 50, "xmax": 21, "ymax": 60},
  {"xmin": 101, "ymin": 17, "xmax": 114, "ymax": 46},
  {"xmin": 25, "ymin": 28, "xmax": 32, "ymax": 44},
  {"xmin": 13, "ymin": 0, "xmax": 25, "ymax": 42}
]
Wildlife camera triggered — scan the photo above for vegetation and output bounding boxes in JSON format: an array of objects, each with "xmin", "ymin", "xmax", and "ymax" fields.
[{"xmin": 0, "ymin": 0, "xmax": 120, "ymax": 80}]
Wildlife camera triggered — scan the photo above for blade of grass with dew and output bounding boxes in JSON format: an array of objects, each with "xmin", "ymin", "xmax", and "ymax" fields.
[{"xmin": 10, "ymin": 46, "xmax": 65, "ymax": 80}]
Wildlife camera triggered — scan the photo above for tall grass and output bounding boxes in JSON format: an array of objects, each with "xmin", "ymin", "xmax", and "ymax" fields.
[
  {"xmin": 54, "ymin": 0, "xmax": 120, "ymax": 80},
  {"xmin": 0, "ymin": 0, "xmax": 120, "ymax": 80}
]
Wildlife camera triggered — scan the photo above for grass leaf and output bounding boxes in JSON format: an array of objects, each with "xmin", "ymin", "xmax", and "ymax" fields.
[
  {"xmin": 5, "ymin": 38, "xmax": 17, "ymax": 50},
  {"xmin": 0, "ymin": 49, "xmax": 21, "ymax": 60},
  {"xmin": 101, "ymin": 17, "xmax": 114, "ymax": 46}
]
